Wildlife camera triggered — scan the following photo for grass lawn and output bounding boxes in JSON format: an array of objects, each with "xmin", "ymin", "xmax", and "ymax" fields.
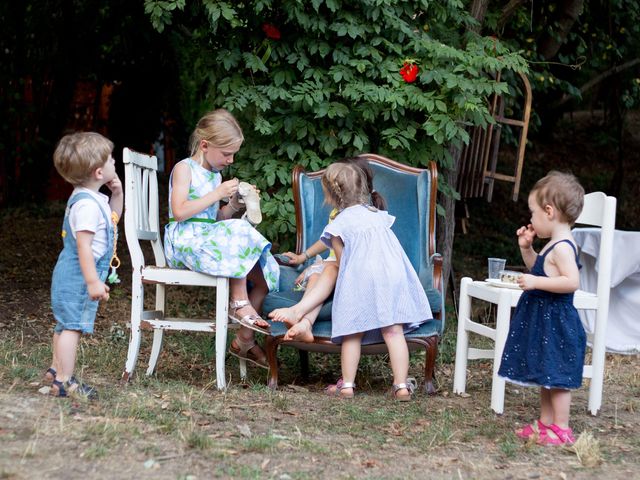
[{"xmin": 1, "ymin": 111, "xmax": 639, "ymax": 479}]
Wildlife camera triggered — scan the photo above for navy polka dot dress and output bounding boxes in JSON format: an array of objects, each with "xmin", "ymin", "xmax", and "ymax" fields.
[{"xmin": 498, "ymin": 240, "xmax": 587, "ymax": 389}]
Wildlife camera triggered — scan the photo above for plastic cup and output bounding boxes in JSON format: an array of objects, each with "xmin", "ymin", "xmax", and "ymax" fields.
[{"xmin": 488, "ymin": 258, "xmax": 506, "ymax": 279}]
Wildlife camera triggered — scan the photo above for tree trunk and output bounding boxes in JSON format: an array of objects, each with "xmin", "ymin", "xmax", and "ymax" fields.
[
  {"xmin": 469, "ymin": 0, "xmax": 490, "ymax": 33},
  {"xmin": 437, "ymin": 146, "xmax": 462, "ymax": 301},
  {"xmin": 498, "ymin": 0, "xmax": 530, "ymax": 30},
  {"xmin": 538, "ymin": 0, "xmax": 584, "ymax": 60}
]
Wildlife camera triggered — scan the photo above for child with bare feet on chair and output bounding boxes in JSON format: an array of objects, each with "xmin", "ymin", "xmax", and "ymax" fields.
[
  {"xmin": 498, "ymin": 171, "xmax": 586, "ymax": 446},
  {"xmin": 269, "ymin": 157, "xmax": 387, "ymax": 343},
  {"xmin": 314, "ymin": 162, "xmax": 432, "ymax": 400},
  {"xmin": 164, "ymin": 109, "xmax": 280, "ymax": 369},
  {"xmin": 48, "ymin": 132, "xmax": 123, "ymax": 400}
]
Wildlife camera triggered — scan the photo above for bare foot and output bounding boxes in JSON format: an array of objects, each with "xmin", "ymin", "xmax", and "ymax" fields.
[
  {"xmin": 268, "ymin": 306, "xmax": 303, "ymax": 328},
  {"xmin": 283, "ymin": 318, "xmax": 314, "ymax": 342},
  {"xmin": 236, "ymin": 304, "xmax": 269, "ymax": 329}
]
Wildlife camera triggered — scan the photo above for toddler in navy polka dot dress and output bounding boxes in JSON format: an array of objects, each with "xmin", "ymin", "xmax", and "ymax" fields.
[{"xmin": 498, "ymin": 171, "xmax": 586, "ymax": 446}]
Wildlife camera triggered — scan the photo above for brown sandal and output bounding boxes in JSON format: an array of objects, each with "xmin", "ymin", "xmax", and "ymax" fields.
[
  {"xmin": 228, "ymin": 336, "xmax": 268, "ymax": 369},
  {"xmin": 228, "ymin": 299, "xmax": 270, "ymax": 335}
]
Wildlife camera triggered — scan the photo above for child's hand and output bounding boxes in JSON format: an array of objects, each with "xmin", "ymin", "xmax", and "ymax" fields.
[
  {"xmin": 517, "ymin": 273, "xmax": 537, "ymax": 291},
  {"xmin": 105, "ymin": 175, "xmax": 123, "ymax": 196},
  {"xmin": 88, "ymin": 280, "xmax": 110, "ymax": 301},
  {"xmin": 216, "ymin": 178, "xmax": 239, "ymax": 200},
  {"xmin": 294, "ymin": 268, "xmax": 307, "ymax": 287},
  {"xmin": 516, "ymin": 224, "xmax": 536, "ymax": 249},
  {"xmin": 282, "ymin": 251, "xmax": 305, "ymax": 266}
]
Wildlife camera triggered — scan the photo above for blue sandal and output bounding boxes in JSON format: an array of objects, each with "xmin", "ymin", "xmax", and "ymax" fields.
[
  {"xmin": 43, "ymin": 367, "xmax": 57, "ymax": 384},
  {"xmin": 51, "ymin": 376, "xmax": 98, "ymax": 400}
]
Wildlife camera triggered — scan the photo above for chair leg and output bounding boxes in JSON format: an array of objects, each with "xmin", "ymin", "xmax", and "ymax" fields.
[
  {"xmin": 423, "ymin": 336, "xmax": 439, "ymax": 395},
  {"xmin": 453, "ymin": 277, "xmax": 472, "ymax": 394},
  {"xmin": 265, "ymin": 336, "xmax": 280, "ymax": 390},
  {"xmin": 147, "ymin": 283, "xmax": 166, "ymax": 376},
  {"xmin": 215, "ymin": 278, "xmax": 229, "ymax": 390},
  {"xmin": 491, "ymin": 289, "xmax": 511, "ymax": 415},
  {"xmin": 123, "ymin": 277, "xmax": 143, "ymax": 382},
  {"xmin": 299, "ymin": 350, "xmax": 310, "ymax": 380},
  {"xmin": 238, "ymin": 359, "xmax": 248, "ymax": 382},
  {"xmin": 146, "ymin": 329, "xmax": 164, "ymax": 376},
  {"xmin": 588, "ymin": 312, "xmax": 607, "ymax": 416}
]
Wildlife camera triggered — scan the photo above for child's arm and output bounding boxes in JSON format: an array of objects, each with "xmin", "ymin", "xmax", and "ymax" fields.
[
  {"xmin": 517, "ymin": 224, "xmax": 537, "ymax": 270},
  {"xmin": 76, "ymin": 231, "xmax": 110, "ymax": 301},
  {"xmin": 518, "ymin": 242, "xmax": 580, "ymax": 293},
  {"xmin": 170, "ymin": 162, "xmax": 239, "ymax": 221},
  {"xmin": 283, "ymin": 239, "xmax": 329, "ymax": 266},
  {"xmin": 105, "ymin": 174, "xmax": 123, "ymax": 220}
]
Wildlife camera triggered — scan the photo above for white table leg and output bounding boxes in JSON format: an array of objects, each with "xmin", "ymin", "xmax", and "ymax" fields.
[{"xmin": 491, "ymin": 289, "xmax": 511, "ymax": 414}]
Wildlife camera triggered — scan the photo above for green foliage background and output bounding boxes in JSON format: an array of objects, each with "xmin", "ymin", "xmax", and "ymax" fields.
[{"xmin": 145, "ymin": 0, "xmax": 527, "ymax": 250}]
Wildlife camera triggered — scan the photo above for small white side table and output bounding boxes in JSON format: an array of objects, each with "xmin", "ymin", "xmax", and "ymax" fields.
[{"xmin": 453, "ymin": 278, "xmax": 522, "ymax": 414}]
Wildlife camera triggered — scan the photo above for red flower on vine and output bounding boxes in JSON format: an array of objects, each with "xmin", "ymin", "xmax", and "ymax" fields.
[
  {"xmin": 262, "ymin": 23, "xmax": 281, "ymax": 40},
  {"xmin": 400, "ymin": 62, "xmax": 419, "ymax": 83}
]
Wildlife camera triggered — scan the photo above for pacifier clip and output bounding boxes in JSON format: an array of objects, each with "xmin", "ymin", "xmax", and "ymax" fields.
[{"xmin": 108, "ymin": 211, "xmax": 121, "ymax": 284}]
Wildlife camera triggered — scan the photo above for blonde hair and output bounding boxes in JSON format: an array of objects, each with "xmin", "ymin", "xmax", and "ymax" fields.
[
  {"xmin": 53, "ymin": 132, "xmax": 114, "ymax": 186},
  {"xmin": 189, "ymin": 109, "xmax": 244, "ymax": 156},
  {"xmin": 321, "ymin": 163, "xmax": 369, "ymax": 210},
  {"xmin": 531, "ymin": 170, "xmax": 584, "ymax": 225}
]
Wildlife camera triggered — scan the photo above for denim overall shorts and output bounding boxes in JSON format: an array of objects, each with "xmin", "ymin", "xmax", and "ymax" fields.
[{"xmin": 51, "ymin": 192, "xmax": 114, "ymax": 334}]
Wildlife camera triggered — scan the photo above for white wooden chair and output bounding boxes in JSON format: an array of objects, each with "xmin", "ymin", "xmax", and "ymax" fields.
[
  {"xmin": 453, "ymin": 192, "xmax": 616, "ymax": 415},
  {"xmin": 122, "ymin": 147, "xmax": 241, "ymax": 389}
]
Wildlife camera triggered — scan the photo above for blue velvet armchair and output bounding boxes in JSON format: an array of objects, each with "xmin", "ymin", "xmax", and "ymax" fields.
[{"xmin": 263, "ymin": 154, "xmax": 445, "ymax": 393}]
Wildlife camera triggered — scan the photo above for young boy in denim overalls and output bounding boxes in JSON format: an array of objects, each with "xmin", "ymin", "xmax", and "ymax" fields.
[{"xmin": 46, "ymin": 132, "xmax": 122, "ymax": 399}]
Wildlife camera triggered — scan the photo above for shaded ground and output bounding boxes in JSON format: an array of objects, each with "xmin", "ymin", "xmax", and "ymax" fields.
[{"xmin": 1, "ymin": 112, "xmax": 639, "ymax": 479}]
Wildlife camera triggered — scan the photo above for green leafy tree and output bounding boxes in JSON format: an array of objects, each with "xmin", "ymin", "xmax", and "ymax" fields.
[
  {"xmin": 147, "ymin": 0, "xmax": 527, "ymax": 260},
  {"xmin": 472, "ymin": 0, "xmax": 640, "ymax": 197}
]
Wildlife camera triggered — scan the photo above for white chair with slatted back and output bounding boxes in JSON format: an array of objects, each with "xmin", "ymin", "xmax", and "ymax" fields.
[
  {"xmin": 453, "ymin": 191, "xmax": 616, "ymax": 415},
  {"xmin": 122, "ymin": 147, "xmax": 238, "ymax": 389},
  {"xmin": 574, "ymin": 192, "xmax": 616, "ymax": 414}
]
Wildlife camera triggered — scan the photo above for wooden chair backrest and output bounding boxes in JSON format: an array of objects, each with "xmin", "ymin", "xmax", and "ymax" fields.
[{"xmin": 123, "ymin": 147, "xmax": 165, "ymax": 270}]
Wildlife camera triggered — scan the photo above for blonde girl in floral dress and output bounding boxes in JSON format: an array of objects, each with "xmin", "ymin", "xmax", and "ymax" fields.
[{"xmin": 164, "ymin": 109, "xmax": 279, "ymax": 368}]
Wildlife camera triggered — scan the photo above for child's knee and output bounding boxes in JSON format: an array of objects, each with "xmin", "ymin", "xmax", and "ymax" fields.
[
  {"xmin": 381, "ymin": 324, "xmax": 403, "ymax": 338},
  {"xmin": 323, "ymin": 262, "xmax": 338, "ymax": 275}
]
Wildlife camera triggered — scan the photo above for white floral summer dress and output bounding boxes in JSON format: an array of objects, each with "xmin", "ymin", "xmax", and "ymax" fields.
[{"xmin": 164, "ymin": 158, "xmax": 279, "ymax": 291}]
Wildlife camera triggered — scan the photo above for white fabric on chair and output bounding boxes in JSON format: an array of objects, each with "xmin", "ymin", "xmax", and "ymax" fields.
[{"xmin": 574, "ymin": 227, "xmax": 640, "ymax": 354}]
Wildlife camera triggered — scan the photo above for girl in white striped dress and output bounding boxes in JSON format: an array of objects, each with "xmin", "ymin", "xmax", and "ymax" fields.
[{"xmin": 320, "ymin": 163, "xmax": 432, "ymax": 400}]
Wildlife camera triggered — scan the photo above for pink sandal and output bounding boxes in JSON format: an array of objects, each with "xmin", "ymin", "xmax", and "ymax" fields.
[
  {"xmin": 516, "ymin": 420, "xmax": 549, "ymax": 440},
  {"xmin": 537, "ymin": 423, "xmax": 576, "ymax": 446},
  {"xmin": 324, "ymin": 378, "xmax": 355, "ymax": 399}
]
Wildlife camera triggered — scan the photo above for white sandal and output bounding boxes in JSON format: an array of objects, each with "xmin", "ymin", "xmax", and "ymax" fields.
[
  {"xmin": 392, "ymin": 378, "xmax": 417, "ymax": 402},
  {"xmin": 237, "ymin": 182, "xmax": 262, "ymax": 226},
  {"xmin": 229, "ymin": 299, "xmax": 270, "ymax": 335}
]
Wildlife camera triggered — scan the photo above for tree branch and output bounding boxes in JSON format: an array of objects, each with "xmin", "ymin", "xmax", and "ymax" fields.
[
  {"xmin": 553, "ymin": 58, "xmax": 640, "ymax": 108},
  {"xmin": 538, "ymin": 0, "xmax": 584, "ymax": 60},
  {"xmin": 498, "ymin": 0, "xmax": 530, "ymax": 30}
]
